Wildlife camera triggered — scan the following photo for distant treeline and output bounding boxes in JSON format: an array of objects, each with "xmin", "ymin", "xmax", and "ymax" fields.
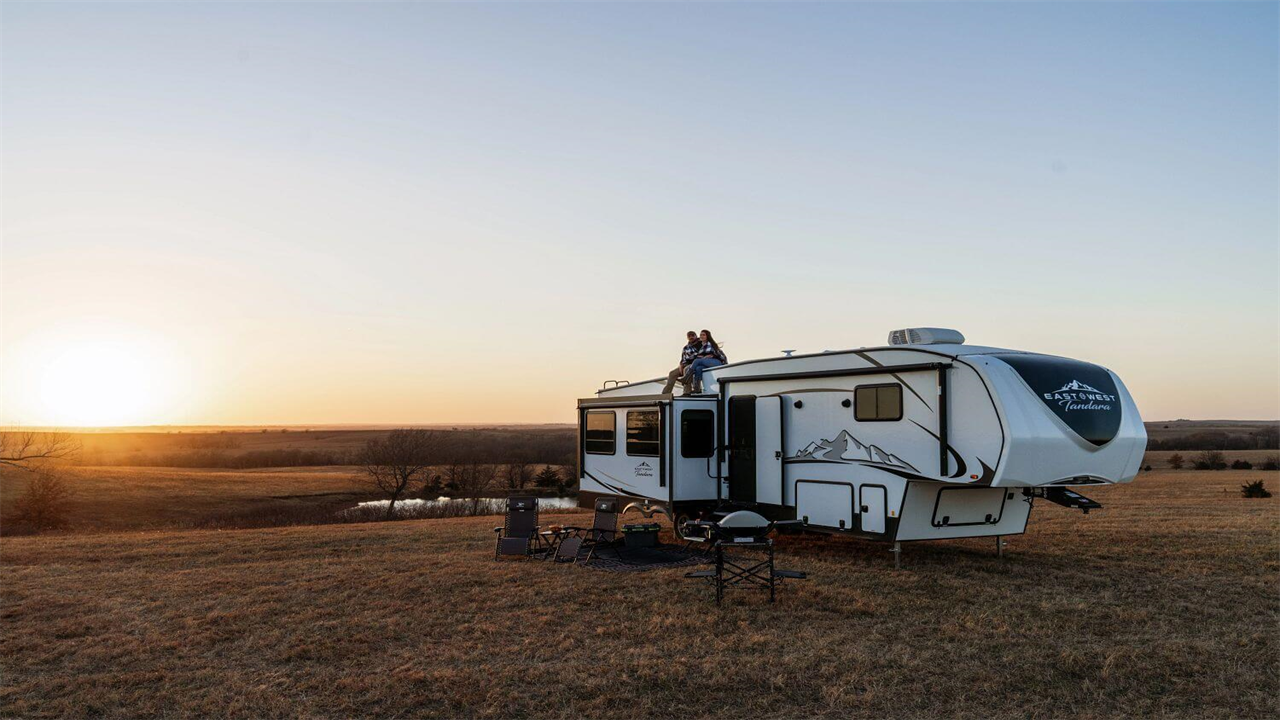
[
  {"xmin": 1146, "ymin": 426, "xmax": 1279, "ymax": 451},
  {"xmin": 76, "ymin": 428, "xmax": 577, "ymax": 470}
]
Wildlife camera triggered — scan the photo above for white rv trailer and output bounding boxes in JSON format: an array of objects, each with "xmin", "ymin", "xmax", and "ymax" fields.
[{"xmin": 576, "ymin": 328, "xmax": 1146, "ymax": 551}]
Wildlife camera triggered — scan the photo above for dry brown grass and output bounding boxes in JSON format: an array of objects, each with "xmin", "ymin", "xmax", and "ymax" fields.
[
  {"xmin": 0, "ymin": 466, "xmax": 366, "ymax": 533},
  {"xmin": 2, "ymin": 470, "xmax": 1277, "ymax": 718},
  {"xmin": 0, "ymin": 464, "xmax": 576, "ymax": 535}
]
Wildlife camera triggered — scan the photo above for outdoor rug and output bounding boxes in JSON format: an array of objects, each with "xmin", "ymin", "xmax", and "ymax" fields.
[{"xmin": 579, "ymin": 543, "xmax": 711, "ymax": 573}]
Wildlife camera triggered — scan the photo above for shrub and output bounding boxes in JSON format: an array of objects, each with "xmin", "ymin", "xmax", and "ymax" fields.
[
  {"xmin": 1168, "ymin": 453, "xmax": 1184, "ymax": 470},
  {"xmin": 11, "ymin": 470, "xmax": 74, "ymax": 532},
  {"xmin": 1231, "ymin": 459, "xmax": 1253, "ymax": 470},
  {"xmin": 1241, "ymin": 480, "xmax": 1272, "ymax": 498},
  {"xmin": 1193, "ymin": 450, "xmax": 1227, "ymax": 471},
  {"xmin": 1262, "ymin": 455, "xmax": 1280, "ymax": 472},
  {"xmin": 534, "ymin": 465, "xmax": 560, "ymax": 488}
]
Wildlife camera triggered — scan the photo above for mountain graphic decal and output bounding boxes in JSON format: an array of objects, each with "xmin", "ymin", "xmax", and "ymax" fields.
[
  {"xmin": 790, "ymin": 429, "xmax": 919, "ymax": 472},
  {"xmin": 1052, "ymin": 379, "xmax": 1102, "ymax": 394}
]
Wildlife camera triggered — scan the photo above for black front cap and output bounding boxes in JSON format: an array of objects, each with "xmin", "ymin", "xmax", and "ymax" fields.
[{"xmin": 994, "ymin": 353, "xmax": 1122, "ymax": 447}]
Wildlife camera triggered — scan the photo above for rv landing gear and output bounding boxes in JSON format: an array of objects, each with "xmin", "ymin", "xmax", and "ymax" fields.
[
  {"xmin": 891, "ymin": 542, "xmax": 902, "ymax": 569},
  {"xmin": 622, "ymin": 501, "xmax": 673, "ymax": 524},
  {"xmin": 996, "ymin": 536, "xmax": 1006, "ymax": 559}
]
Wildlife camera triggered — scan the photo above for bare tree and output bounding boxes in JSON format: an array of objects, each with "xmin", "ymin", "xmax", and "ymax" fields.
[
  {"xmin": 0, "ymin": 431, "xmax": 79, "ymax": 470},
  {"xmin": 356, "ymin": 429, "xmax": 441, "ymax": 520},
  {"xmin": 446, "ymin": 461, "xmax": 497, "ymax": 514},
  {"xmin": 503, "ymin": 460, "xmax": 534, "ymax": 491}
]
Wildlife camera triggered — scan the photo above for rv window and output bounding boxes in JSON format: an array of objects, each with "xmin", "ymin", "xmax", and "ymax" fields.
[
  {"xmin": 584, "ymin": 411, "xmax": 616, "ymax": 454},
  {"xmin": 681, "ymin": 409, "xmax": 715, "ymax": 458},
  {"xmin": 855, "ymin": 384, "xmax": 903, "ymax": 421},
  {"xmin": 626, "ymin": 410, "xmax": 660, "ymax": 457}
]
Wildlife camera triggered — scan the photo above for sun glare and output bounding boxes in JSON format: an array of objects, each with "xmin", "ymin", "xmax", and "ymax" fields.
[{"xmin": 37, "ymin": 340, "xmax": 175, "ymax": 427}]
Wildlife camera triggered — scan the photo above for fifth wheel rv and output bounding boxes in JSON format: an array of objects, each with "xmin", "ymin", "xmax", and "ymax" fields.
[{"xmin": 576, "ymin": 328, "xmax": 1146, "ymax": 558}]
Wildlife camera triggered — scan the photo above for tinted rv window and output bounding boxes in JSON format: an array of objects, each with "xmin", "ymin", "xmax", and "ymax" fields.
[
  {"xmin": 855, "ymin": 384, "xmax": 903, "ymax": 421},
  {"xmin": 626, "ymin": 410, "xmax": 660, "ymax": 457},
  {"xmin": 680, "ymin": 409, "xmax": 715, "ymax": 458},
  {"xmin": 584, "ymin": 411, "xmax": 616, "ymax": 455}
]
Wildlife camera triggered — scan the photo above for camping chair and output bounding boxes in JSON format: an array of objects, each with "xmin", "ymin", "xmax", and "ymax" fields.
[
  {"xmin": 565, "ymin": 498, "xmax": 620, "ymax": 561},
  {"xmin": 553, "ymin": 536, "xmax": 583, "ymax": 564},
  {"xmin": 493, "ymin": 496, "xmax": 542, "ymax": 560}
]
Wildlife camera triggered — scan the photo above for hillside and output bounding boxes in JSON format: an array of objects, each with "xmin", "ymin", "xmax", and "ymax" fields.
[
  {"xmin": 2, "ymin": 470, "xmax": 1275, "ymax": 718},
  {"xmin": 1144, "ymin": 420, "xmax": 1277, "ymax": 450}
]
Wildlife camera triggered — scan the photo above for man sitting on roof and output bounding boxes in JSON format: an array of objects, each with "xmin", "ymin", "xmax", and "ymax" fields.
[{"xmin": 661, "ymin": 330, "xmax": 702, "ymax": 395}]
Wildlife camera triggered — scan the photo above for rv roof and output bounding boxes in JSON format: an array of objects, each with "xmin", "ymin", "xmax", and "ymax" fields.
[{"xmin": 594, "ymin": 342, "xmax": 1030, "ymax": 396}]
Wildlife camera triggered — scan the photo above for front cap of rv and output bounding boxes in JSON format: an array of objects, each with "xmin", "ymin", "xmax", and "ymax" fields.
[{"xmin": 977, "ymin": 352, "xmax": 1147, "ymax": 487}]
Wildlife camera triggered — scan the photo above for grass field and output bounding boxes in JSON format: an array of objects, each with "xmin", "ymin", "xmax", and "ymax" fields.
[
  {"xmin": 2, "ymin": 470, "xmax": 1276, "ymax": 718},
  {"xmin": 0, "ymin": 466, "xmax": 367, "ymax": 532},
  {"xmin": 0, "ymin": 464, "xmax": 576, "ymax": 534}
]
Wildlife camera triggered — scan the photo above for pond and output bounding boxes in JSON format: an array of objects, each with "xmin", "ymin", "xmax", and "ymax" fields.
[{"xmin": 338, "ymin": 496, "xmax": 580, "ymax": 521}]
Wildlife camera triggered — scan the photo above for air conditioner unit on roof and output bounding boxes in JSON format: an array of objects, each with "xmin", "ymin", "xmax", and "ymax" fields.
[{"xmin": 888, "ymin": 327, "xmax": 965, "ymax": 346}]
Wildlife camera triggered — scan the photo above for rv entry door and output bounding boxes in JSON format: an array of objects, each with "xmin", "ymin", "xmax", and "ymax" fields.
[
  {"xmin": 728, "ymin": 395, "xmax": 783, "ymax": 505},
  {"xmin": 754, "ymin": 397, "xmax": 783, "ymax": 505}
]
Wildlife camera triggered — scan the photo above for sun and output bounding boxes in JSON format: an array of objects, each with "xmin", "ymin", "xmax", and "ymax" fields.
[{"xmin": 38, "ymin": 340, "xmax": 174, "ymax": 427}]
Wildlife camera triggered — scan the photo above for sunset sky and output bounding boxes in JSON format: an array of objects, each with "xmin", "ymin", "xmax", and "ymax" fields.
[{"xmin": 2, "ymin": 2, "xmax": 1276, "ymax": 426}]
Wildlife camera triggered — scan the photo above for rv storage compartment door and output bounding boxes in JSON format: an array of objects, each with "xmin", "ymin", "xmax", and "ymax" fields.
[
  {"xmin": 859, "ymin": 485, "xmax": 887, "ymax": 534},
  {"xmin": 796, "ymin": 481, "xmax": 853, "ymax": 530},
  {"xmin": 931, "ymin": 487, "xmax": 1009, "ymax": 527},
  {"xmin": 755, "ymin": 397, "xmax": 783, "ymax": 505}
]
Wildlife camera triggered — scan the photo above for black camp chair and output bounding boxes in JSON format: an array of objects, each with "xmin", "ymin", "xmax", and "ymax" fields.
[
  {"xmin": 552, "ymin": 536, "xmax": 583, "ymax": 564},
  {"xmin": 564, "ymin": 499, "xmax": 620, "ymax": 561},
  {"xmin": 493, "ymin": 496, "xmax": 542, "ymax": 560}
]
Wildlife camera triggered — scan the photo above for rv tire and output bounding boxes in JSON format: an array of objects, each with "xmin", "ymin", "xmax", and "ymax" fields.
[{"xmin": 672, "ymin": 511, "xmax": 695, "ymax": 541}]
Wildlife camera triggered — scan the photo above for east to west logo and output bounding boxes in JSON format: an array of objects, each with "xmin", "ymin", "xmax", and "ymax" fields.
[
  {"xmin": 1044, "ymin": 380, "xmax": 1117, "ymax": 412},
  {"xmin": 634, "ymin": 461, "xmax": 653, "ymax": 478}
]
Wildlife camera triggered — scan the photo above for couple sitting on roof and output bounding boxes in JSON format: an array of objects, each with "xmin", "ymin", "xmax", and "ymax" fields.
[{"xmin": 661, "ymin": 329, "xmax": 727, "ymax": 395}]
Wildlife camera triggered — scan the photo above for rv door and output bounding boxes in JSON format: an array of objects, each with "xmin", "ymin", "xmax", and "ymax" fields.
[
  {"xmin": 728, "ymin": 395, "xmax": 783, "ymax": 505},
  {"xmin": 755, "ymin": 397, "xmax": 782, "ymax": 505}
]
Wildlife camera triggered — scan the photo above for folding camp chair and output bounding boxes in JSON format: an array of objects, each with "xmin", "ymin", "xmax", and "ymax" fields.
[
  {"xmin": 564, "ymin": 498, "xmax": 620, "ymax": 561},
  {"xmin": 552, "ymin": 536, "xmax": 583, "ymax": 563},
  {"xmin": 493, "ymin": 496, "xmax": 542, "ymax": 560}
]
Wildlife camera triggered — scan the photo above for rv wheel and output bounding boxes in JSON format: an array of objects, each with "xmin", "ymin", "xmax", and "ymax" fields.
[{"xmin": 673, "ymin": 511, "xmax": 695, "ymax": 540}]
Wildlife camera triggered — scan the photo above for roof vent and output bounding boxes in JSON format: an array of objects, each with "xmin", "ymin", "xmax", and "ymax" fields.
[{"xmin": 888, "ymin": 327, "xmax": 965, "ymax": 346}]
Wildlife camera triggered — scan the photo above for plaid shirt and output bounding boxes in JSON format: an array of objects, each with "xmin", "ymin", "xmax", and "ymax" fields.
[
  {"xmin": 696, "ymin": 342, "xmax": 726, "ymax": 363},
  {"xmin": 680, "ymin": 341, "xmax": 702, "ymax": 366}
]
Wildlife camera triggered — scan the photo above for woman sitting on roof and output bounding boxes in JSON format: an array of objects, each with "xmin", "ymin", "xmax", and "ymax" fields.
[{"xmin": 688, "ymin": 329, "xmax": 727, "ymax": 393}]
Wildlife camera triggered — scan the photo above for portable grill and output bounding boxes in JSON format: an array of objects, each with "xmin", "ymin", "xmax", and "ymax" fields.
[{"xmin": 683, "ymin": 511, "xmax": 805, "ymax": 603}]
